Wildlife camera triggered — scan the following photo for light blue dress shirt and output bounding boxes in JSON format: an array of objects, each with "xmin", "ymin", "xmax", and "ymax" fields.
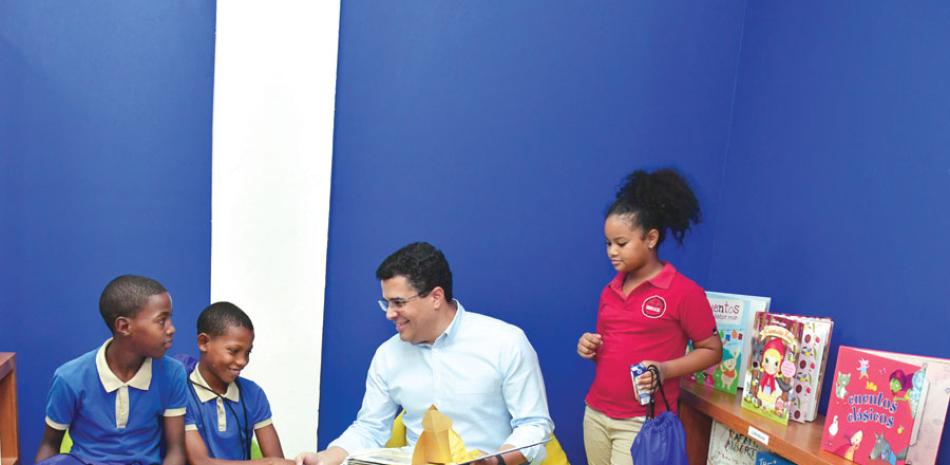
[{"xmin": 328, "ymin": 302, "xmax": 553, "ymax": 463}]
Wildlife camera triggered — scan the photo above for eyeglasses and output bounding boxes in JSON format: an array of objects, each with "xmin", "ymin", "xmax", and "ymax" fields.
[{"xmin": 377, "ymin": 292, "xmax": 428, "ymax": 312}]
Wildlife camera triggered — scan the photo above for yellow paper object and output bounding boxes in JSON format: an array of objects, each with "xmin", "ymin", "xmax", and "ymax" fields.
[
  {"xmin": 412, "ymin": 405, "xmax": 483, "ymax": 465},
  {"xmin": 448, "ymin": 429, "xmax": 483, "ymax": 464}
]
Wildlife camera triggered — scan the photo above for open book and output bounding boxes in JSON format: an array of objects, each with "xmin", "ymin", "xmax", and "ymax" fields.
[{"xmin": 346, "ymin": 439, "xmax": 550, "ymax": 465}]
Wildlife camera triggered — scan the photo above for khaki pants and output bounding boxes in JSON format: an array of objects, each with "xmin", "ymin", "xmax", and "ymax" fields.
[{"xmin": 583, "ymin": 405, "xmax": 646, "ymax": 465}]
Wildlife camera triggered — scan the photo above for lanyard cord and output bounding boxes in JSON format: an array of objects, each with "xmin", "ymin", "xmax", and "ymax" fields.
[{"xmin": 188, "ymin": 378, "xmax": 251, "ymax": 460}]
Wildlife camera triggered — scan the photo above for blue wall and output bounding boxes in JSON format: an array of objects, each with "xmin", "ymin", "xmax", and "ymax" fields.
[
  {"xmin": 324, "ymin": 2, "xmax": 950, "ymax": 464},
  {"xmin": 321, "ymin": 2, "xmax": 747, "ymax": 463},
  {"xmin": 0, "ymin": 2, "xmax": 216, "ymax": 463},
  {"xmin": 4, "ymin": 1, "xmax": 949, "ymax": 465},
  {"xmin": 706, "ymin": 2, "xmax": 950, "ymax": 463}
]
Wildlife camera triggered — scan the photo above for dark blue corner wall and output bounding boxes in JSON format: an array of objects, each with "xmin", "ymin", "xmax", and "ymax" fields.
[
  {"xmin": 324, "ymin": 2, "xmax": 950, "ymax": 464},
  {"xmin": 321, "ymin": 2, "xmax": 747, "ymax": 463},
  {"xmin": 707, "ymin": 2, "xmax": 950, "ymax": 463},
  {"xmin": 0, "ymin": 2, "xmax": 215, "ymax": 463}
]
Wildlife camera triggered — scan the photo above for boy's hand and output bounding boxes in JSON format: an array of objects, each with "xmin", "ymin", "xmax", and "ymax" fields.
[
  {"xmin": 577, "ymin": 332, "xmax": 603, "ymax": 359},
  {"xmin": 295, "ymin": 452, "xmax": 321, "ymax": 465},
  {"xmin": 295, "ymin": 448, "xmax": 346, "ymax": 465}
]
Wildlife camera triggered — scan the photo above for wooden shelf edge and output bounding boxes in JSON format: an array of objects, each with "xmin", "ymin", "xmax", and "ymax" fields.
[
  {"xmin": 0, "ymin": 353, "xmax": 14, "ymax": 381},
  {"xmin": 680, "ymin": 382, "xmax": 853, "ymax": 465},
  {"xmin": 0, "ymin": 353, "xmax": 19, "ymax": 465}
]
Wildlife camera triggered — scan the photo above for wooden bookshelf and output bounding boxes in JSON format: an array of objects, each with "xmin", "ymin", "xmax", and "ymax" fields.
[
  {"xmin": 679, "ymin": 381, "xmax": 851, "ymax": 465},
  {"xmin": 0, "ymin": 353, "xmax": 19, "ymax": 465}
]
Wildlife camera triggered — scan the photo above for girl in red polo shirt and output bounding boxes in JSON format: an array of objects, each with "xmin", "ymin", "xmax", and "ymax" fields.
[{"xmin": 576, "ymin": 168, "xmax": 723, "ymax": 465}]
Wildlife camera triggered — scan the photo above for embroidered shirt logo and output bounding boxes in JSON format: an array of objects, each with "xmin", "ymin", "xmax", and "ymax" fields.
[{"xmin": 641, "ymin": 295, "xmax": 667, "ymax": 318}]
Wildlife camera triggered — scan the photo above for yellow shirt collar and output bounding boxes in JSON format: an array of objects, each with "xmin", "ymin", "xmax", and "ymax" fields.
[
  {"xmin": 95, "ymin": 338, "xmax": 152, "ymax": 392},
  {"xmin": 189, "ymin": 363, "xmax": 240, "ymax": 403}
]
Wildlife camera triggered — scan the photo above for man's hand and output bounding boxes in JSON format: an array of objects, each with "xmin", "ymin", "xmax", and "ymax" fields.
[
  {"xmin": 468, "ymin": 444, "xmax": 525, "ymax": 465},
  {"xmin": 577, "ymin": 332, "xmax": 603, "ymax": 359},
  {"xmin": 468, "ymin": 455, "xmax": 504, "ymax": 465}
]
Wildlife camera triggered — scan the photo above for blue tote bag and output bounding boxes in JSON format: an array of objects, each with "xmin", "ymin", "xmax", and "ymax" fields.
[{"xmin": 630, "ymin": 365, "xmax": 689, "ymax": 465}]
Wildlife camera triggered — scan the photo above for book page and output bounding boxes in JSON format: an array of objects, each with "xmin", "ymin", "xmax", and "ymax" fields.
[{"xmin": 347, "ymin": 447, "xmax": 412, "ymax": 465}]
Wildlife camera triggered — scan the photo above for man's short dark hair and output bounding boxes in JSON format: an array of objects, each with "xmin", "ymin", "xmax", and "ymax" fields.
[
  {"xmin": 99, "ymin": 275, "xmax": 168, "ymax": 332},
  {"xmin": 197, "ymin": 301, "xmax": 254, "ymax": 336},
  {"xmin": 376, "ymin": 242, "xmax": 453, "ymax": 301}
]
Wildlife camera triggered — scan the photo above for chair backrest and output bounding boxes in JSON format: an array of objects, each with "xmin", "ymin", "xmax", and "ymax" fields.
[
  {"xmin": 59, "ymin": 430, "xmax": 73, "ymax": 454},
  {"xmin": 386, "ymin": 411, "xmax": 570, "ymax": 465}
]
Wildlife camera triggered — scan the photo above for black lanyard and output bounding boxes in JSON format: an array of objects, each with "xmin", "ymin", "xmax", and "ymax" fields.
[{"xmin": 188, "ymin": 378, "xmax": 251, "ymax": 460}]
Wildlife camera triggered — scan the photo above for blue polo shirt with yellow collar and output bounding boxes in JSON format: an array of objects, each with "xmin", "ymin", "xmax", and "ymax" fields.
[
  {"xmin": 184, "ymin": 364, "xmax": 273, "ymax": 460},
  {"xmin": 44, "ymin": 338, "xmax": 189, "ymax": 465}
]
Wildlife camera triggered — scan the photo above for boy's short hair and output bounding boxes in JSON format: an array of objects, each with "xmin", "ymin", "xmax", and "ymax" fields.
[
  {"xmin": 197, "ymin": 301, "xmax": 254, "ymax": 336},
  {"xmin": 375, "ymin": 242, "xmax": 453, "ymax": 301},
  {"xmin": 99, "ymin": 275, "xmax": 168, "ymax": 332}
]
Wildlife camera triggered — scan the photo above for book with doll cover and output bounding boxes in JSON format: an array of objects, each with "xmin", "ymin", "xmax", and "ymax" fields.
[{"xmin": 741, "ymin": 313, "xmax": 803, "ymax": 425}]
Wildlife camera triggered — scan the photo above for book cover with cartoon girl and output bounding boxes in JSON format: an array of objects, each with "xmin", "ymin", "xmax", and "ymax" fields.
[
  {"xmin": 740, "ymin": 313, "xmax": 802, "ymax": 425},
  {"xmin": 820, "ymin": 346, "xmax": 920, "ymax": 465},
  {"xmin": 694, "ymin": 292, "xmax": 770, "ymax": 395}
]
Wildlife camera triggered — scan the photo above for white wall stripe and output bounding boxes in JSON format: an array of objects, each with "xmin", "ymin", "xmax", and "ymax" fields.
[{"xmin": 210, "ymin": 0, "xmax": 339, "ymax": 455}]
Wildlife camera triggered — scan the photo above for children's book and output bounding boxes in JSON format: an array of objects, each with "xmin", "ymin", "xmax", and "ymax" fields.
[
  {"xmin": 753, "ymin": 451, "xmax": 794, "ymax": 465},
  {"xmin": 707, "ymin": 420, "xmax": 762, "ymax": 465},
  {"xmin": 779, "ymin": 314, "xmax": 833, "ymax": 423},
  {"xmin": 346, "ymin": 441, "xmax": 549, "ymax": 465},
  {"xmin": 694, "ymin": 292, "xmax": 771, "ymax": 395},
  {"xmin": 821, "ymin": 346, "xmax": 950, "ymax": 465},
  {"xmin": 741, "ymin": 313, "xmax": 803, "ymax": 425}
]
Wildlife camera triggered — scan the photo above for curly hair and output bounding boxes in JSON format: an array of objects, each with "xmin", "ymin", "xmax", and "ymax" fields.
[
  {"xmin": 606, "ymin": 168, "xmax": 701, "ymax": 247},
  {"xmin": 99, "ymin": 275, "xmax": 168, "ymax": 332},
  {"xmin": 376, "ymin": 242, "xmax": 453, "ymax": 301}
]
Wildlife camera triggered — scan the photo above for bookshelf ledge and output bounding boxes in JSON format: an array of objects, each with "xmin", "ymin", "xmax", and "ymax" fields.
[{"xmin": 679, "ymin": 381, "xmax": 853, "ymax": 465}]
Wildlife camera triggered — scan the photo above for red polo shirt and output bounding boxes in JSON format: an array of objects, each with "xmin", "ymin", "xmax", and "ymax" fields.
[{"xmin": 585, "ymin": 263, "xmax": 717, "ymax": 419}]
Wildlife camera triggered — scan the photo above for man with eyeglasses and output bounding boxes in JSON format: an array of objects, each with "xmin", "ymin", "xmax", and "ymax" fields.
[{"xmin": 296, "ymin": 242, "xmax": 553, "ymax": 465}]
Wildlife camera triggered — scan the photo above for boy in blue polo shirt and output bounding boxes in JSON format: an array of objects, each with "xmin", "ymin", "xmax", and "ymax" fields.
[
  {"xmin": 182, "ymin": 302, "xmax": 292, "ymax": 465},
  {"xmin": 35, "ymin": 275, "xmax": 189, "ymax": 465}
]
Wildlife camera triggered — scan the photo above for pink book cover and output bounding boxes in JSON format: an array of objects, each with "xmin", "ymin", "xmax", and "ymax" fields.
[
  {"xmin": 820, "ymin": 346, "xmax": 920, "ymax": 465},
  {"xmin": 859, "ymin": 348, "xmax": 950, "ymax": 465}
]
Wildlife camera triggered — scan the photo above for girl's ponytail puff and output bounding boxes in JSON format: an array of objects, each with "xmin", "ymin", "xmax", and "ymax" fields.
[{"xmin": 607, "ymin": 168, "xmax": 701, "ymax": 247}]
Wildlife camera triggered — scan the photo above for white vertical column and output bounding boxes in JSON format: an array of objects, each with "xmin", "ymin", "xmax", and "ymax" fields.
[{"xmin": 210, "ymin": 1, "xmax": 339, "ymax": 454}]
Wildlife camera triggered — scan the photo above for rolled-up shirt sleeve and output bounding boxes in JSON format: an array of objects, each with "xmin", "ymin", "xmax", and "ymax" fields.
[
  {"xmin": 500, "ymin": 330, "xmax": 554, "ymax": 463},
  {"xmin": 328, "ymin": 349, "xmax": 400, "ymax": 455}
]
